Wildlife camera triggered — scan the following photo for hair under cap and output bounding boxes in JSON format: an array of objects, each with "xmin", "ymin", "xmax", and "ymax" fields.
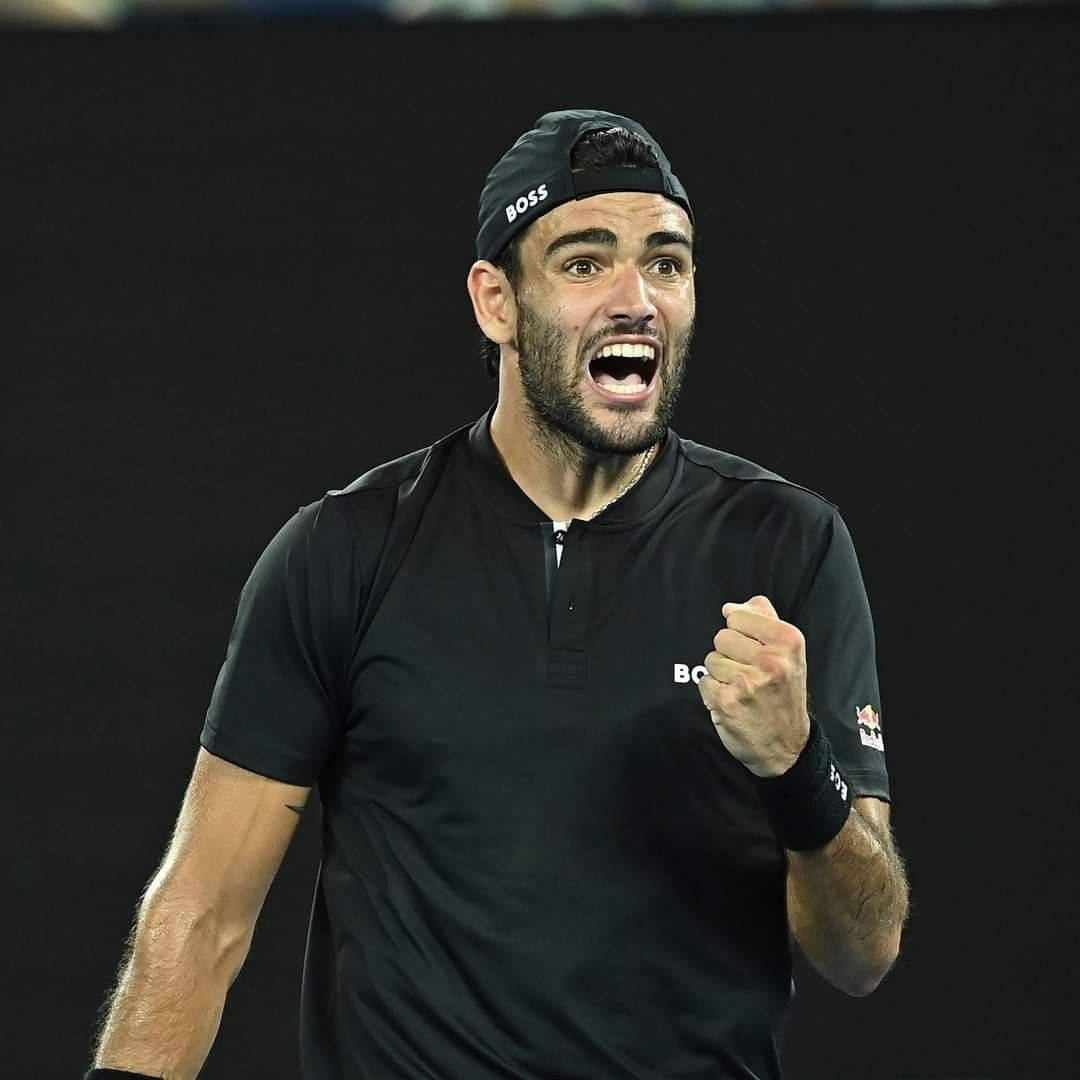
[{"xmin": 476, "ymin": 108, "xmax": 693, "ymax": 265}]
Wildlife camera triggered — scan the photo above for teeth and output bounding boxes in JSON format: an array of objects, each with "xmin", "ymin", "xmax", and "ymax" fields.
[
  {"xmin": 596, "ymin": 342, "xmax": 656, "ymax": 360},
  {"xmin": 598, "ymin": 381, "xmax": 647, "ymax": 395}
]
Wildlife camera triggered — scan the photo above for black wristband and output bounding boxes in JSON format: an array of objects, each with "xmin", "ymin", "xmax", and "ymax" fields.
[
  {"xmin": 85, "ymin": 1069, "xmax": 163, "ymax": 1079},
  {"xmin": 751, "ymin": 711, "xmax": 852, "ymax": 851}
]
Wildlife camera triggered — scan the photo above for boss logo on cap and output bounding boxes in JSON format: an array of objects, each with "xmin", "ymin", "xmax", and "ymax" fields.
[{"xmin": 505, "ymin": 183, "xmax": 549, "ymax": 224}]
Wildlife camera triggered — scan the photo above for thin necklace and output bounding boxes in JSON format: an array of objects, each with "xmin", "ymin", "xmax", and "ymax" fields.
[{"xmin": 587, "ymin": 442, "xmax": 657, "ymax": 521}]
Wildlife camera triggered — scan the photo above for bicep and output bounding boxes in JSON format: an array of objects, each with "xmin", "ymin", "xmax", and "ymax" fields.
[{"xmin": 144, "ymin": 747, "xmax": 311, "ymax": 939}]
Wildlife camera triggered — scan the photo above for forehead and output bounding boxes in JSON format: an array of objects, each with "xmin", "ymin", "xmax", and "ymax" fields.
[{"xmin": 524, "ymin": 191, "xmax": 692, "ymax": 256}]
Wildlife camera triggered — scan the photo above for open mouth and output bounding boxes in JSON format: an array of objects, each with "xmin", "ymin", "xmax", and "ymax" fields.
[{"xmin": 586, "ymin": 342, "xmax": 660, "ymax": 398}]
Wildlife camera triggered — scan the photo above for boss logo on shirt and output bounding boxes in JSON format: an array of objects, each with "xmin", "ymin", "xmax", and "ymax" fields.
[
  {"xmin": 673, "ymin": 663, "xmax": 708, "ymax": 685},
  {"xmin": 505, "ymin": 183, "xmax": 549, "ymax": 223}
]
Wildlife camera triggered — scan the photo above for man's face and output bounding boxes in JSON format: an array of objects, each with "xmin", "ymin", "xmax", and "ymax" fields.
[{"xmin": 509, "ymin": 191, "xmax": 695, "ymax": 458}]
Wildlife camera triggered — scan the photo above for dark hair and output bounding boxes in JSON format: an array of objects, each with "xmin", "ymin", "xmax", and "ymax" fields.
[{"xmin": 477, "ymin": 126, "xmax": 663, "ymax": 381}]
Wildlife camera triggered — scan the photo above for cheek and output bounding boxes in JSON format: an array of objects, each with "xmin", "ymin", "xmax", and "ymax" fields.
[
  {"xmin": 550, "ymin": 305, "xmax": 586, "ymax": 359},
  {"xmin": 663, "ymin": 294, "xmax": 695, "ymax": 338},
  {"xmin": 553, "ymin": 299, "xmax": 583, "ymax": 332}
]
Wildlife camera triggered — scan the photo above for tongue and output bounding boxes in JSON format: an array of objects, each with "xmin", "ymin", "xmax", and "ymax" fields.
[{"xmin": 596, "ymin": 371, "xmax": 645, "ymax": 389}]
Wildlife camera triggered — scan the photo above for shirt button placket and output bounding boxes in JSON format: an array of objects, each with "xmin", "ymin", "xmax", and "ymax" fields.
[{"xmin": 569, "ymin": 529, "xmax": 583, "ymax": 612}]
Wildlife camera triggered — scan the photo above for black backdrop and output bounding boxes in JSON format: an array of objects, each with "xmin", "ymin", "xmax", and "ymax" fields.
[{"xmin": 4, "ymin": 6, "xmax": 1078, "ymax": 1078}]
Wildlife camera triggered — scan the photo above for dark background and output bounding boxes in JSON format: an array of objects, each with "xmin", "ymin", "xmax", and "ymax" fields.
[{"xmin": 3, "ymin": 6, "xmax": 1077, "ymax": 1077}]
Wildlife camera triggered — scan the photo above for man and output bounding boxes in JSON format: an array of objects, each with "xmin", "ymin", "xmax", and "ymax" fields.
[{"xmin": 87, "ymin": 109, "xmax": 909, "ymax": 1080}]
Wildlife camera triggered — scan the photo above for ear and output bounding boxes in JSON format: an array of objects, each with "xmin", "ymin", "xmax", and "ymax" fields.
[{"xmin": 466, "ymin": 261, "xmax": 517, "ymax": 348}]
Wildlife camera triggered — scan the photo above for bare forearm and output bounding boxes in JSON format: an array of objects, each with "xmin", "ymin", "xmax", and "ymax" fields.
[
  {"xmin": 786, "ymin": 804, "xmax": 909, "ymax": 996},
  {"xmin": 92, "ymin": 900, "xmax": 248, "ymax": 1080}
]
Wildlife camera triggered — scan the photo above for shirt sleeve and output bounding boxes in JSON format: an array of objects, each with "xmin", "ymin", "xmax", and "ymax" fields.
[
  {"xmin": 199, "ymin": 495, "xmax": 362, "ymax": 786},
  {"xmin": 795, "ymin": 508, "xmax": 891, "ymax": 802}
]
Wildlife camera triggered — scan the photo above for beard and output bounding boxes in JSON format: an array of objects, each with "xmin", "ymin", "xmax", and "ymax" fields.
[{"xmin": 511, "ymin": 294, "xmax": 694, "ymax": 467}]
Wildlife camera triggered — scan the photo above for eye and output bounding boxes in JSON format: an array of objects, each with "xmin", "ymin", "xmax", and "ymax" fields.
[
  {"xmin": 653, "ymin": 256, "xmax": 684, "ymax": 276},
  {"xmin": 565, "ymin": 257, "xmax": 598, "ymax": 277}
]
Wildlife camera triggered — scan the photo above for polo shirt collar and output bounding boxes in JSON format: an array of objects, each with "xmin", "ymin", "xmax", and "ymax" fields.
[{"xmin": 466, "ymin": 401, "xmax": 680, "ymax": 529}]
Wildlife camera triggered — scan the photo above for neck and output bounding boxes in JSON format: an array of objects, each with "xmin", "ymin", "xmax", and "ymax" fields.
[{"xmin": 490, "ymin": 399, "xmax": 657, "ymax": 522}]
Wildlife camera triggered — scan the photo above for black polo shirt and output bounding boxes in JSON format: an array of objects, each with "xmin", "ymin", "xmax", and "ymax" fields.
[{"xmin": 201, "ymin": 402, "xmax": 890, "ymax": 1080}]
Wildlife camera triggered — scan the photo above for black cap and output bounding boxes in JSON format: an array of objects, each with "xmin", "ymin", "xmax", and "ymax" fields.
[{"xmin": 476, "ymin": 108, "xmax": 694, "ymax": 265}]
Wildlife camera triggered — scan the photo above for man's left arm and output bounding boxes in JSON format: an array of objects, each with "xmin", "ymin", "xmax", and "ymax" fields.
[
  {"xmin": 699, "ymin": 592, "xmax": 910, "ymax": 998},
  {"xmin": 785, "ymin": 795, "xmax": 910, "ymax": 997}
]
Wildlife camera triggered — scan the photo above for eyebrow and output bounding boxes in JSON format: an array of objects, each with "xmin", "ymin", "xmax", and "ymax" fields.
[{"xmin": 543, "ymin": 227, "xmax": 693, "ymax": 262}]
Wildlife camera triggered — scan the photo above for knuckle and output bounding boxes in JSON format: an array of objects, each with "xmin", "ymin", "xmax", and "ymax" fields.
[{"xmin": 758, "ymin": 653, "xmax": 782, "ymax": 678}]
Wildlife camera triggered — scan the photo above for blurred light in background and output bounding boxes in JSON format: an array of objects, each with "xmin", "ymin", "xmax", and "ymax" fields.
[{"xmin": 0, "ymin": 0, "xmax": 1050, "ymax": 32}]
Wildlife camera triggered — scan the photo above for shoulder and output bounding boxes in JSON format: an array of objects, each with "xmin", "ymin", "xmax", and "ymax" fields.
[
  {"xmin": 279, "ymin": 446, "xmax": 435, "ymax": 573},
  {"xmin": 676, "ymin": 434, "xmax": 839, "ymax": 529},
  {"xmin": 333, "ymin": 443, "xmax": 435, "ymax": 498},
  {"xmin": 253, "ymin": 447, "xmax": 435, "ymax": 576},
  {"xmin": 311, "ymin": 419, "xmax": 471, "ymax": 559},
  {"xmin": 330, "ymin": 415, "xmax": 473, "ymax": 504}
]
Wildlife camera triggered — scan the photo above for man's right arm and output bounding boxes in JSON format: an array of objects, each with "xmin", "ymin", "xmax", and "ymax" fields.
[{"xmin": 89, "ymin": 747, "xmax": 312, "ymax": 1080}]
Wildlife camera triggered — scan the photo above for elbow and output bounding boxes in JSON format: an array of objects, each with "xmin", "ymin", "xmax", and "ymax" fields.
[
  {"xmin": 843, "ymin": 967, "xmax": 888, "ymax": 998},
  {"xmin": 220, "ymin": 922, "xmax": 256, "ymax": 987},
  {"xmin": 842, "ymin": 934, "xmax": 902, "ymax": 998},
  {"xmin": 138, "ymin": 890, "xmax": 252, "ymax": 986}
]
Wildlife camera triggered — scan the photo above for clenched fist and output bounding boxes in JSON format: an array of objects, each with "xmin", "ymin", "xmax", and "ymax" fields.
[{"xmin": 698, "ymin": 595, "xmax": 811, "ymax": 778}]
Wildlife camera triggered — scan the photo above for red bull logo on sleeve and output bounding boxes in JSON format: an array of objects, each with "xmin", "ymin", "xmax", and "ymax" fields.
[{"xmin": 856, "ymin": 705, "xmax": 885, "ymax": 751}]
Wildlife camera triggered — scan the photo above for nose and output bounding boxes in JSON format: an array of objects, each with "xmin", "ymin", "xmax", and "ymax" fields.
[{"xmin": 603, "ymin": 262, "xmax": 658, "ymax": 326}]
